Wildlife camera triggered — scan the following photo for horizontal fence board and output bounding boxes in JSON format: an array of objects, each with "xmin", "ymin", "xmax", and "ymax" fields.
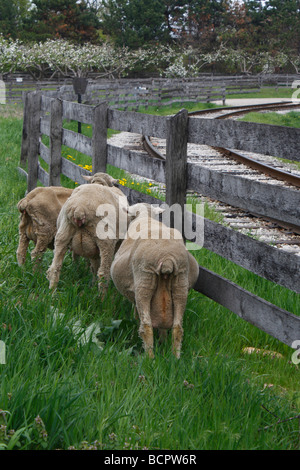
[
  {"xmin": 188, "ymin": 117, "xmax": 300, "ymax": 163},
  {"xmin": 39, "ymin": 141, "xmax": 50, "ymax": 164},
  {"xmin": 41, "ymin": 95, "xmax": 53, "ymax": 112},
  {"xmin": 37, "ymin": 163, "xmax": 49, "ymax": 187},
  {"xmin": 62, "ymin": 128, "xmax": 92, "ymax": 156},
  {"xmin": 107, "ymin": 144, "xmax": 165, "ymax": 183},
  {"xmin": 187, "ymin": 161, "xmax": 300, "ymax": 227},
  {"xmin": 61, "ymin": 156, "xmax": 91, "ymax": 183},
  {"xmin": 108, "ymin": 108, "xmax": 167, "ymax": 138},
  {"xmin": 193, "ymin": 265, "xmax": 300, "ymax": 348},
  {"xmin": 62, "ymin": 100, "xmax": 94, "ymax": 124},
  {"xmin": 40, "ymin": 117, "xmax": 50, "ymax": 136},
  {"xmin": 187, "ymin": 211, "xmax": 300, "ymax": 293}
]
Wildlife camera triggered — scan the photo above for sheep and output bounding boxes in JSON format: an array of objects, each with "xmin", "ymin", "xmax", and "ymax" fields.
[
  {"xmin": 46, "ymin": 179, "xmax": 128, "ymax": 298},
  {"xmin": 16, "ymin": 186, "xmax": 73, "ymax": 266},
  {"xmin": 16, "ymin": 173, "xmax": 118, "ymax": 267},
  {"xmin": 110, "ymin": 203, "xmax": 199, "ymax": 358}
]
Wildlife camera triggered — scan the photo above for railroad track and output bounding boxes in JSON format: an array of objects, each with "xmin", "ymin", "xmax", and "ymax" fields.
[{"xmin": 138, "ymin": 101, "xmax": 300, "ymax": 252}]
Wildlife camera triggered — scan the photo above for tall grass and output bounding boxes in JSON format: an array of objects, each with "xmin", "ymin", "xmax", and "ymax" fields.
[{"xmin": 0, "ymin": 102, "xmax": 299, "ymax": 450}]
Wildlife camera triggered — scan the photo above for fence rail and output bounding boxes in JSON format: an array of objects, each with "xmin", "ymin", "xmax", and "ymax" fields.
[{"xmin": 19, "ymin": 90, "xmax": 300, "ymax": 349}]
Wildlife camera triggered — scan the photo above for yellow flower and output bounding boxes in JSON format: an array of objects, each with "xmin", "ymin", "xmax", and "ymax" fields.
[{"xmin": 149, "ymin": 183, "xmax": 152, "ymax": 186}]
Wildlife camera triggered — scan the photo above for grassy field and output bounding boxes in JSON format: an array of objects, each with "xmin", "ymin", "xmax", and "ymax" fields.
[
  {"xmin": 0, "ymin": 96, "xmax": 299, "ymax": 451},
  {"xmin": 226, "ymin": 86, "xmax": 296, "ymax": 100}
]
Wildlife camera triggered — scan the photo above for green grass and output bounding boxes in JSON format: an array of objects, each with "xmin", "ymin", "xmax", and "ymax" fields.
[
  {"xmin": 226, "ymin": 86, "xmax": 295, "ymax": 100},
  {"xmin": 239, "ymin": 111, "xmax": 300, "ymax": 128},
  {"xmin": 0, "ymin": 102, "xmax": 299, "ymax": 450}
]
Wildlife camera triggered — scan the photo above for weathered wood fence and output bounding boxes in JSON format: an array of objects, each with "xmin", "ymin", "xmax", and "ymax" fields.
[
  {"xmin": 19, "ymin": 90, "xmax": 300, "ymax": 350},
  {"xmin": 3, "ymin": 75, "xmax": 258, "ymax": 106}
]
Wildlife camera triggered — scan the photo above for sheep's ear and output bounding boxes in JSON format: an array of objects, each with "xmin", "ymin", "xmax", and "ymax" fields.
[
  {"xmin": 82, "ymin": 175, "xmax": 92, "ymax": 182},
  {"xmin": 152, "ymin": 206, "xmax": 165, "ymax": 215}
]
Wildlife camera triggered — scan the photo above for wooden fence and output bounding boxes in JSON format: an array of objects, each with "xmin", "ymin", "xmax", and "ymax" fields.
[
  {"xmin": 3, "ymin": 75, "xmax": 260, "ymax": 106},
  {"xmin": 19, "ymin": 90, "xmax": 300, "ymax": 350}
]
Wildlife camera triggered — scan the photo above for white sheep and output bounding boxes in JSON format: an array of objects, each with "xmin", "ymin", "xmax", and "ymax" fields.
[
  {"xmin": 47, "ymin": 177, "xmax": 128, "ymax": 298},
  {"xmin": 16, "ymin": 186, "xmax": 73, "ymax": 266},
  {"xmin": 16, "ymin": 172, "xmax": 119, "ymax": 267},
  {"xmin": 110, "ymin": 203, "xmax": 199, "ymax": 358}
]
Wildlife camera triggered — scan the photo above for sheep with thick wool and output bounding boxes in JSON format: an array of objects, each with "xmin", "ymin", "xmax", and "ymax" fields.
[
  {"xmin": 47, "ymin": 174, "xmax": 128, "ymax": 298},
  {"xmin": 110, "ymin": 203, "xmax": 199, "ymax": 358},
  {"xmin": 16, "ymin": 173, "xmax": 119, "ymax": 267},
  {"xmin": 16, "ymin": 186, "xmax": 73, "ymax": 266}
]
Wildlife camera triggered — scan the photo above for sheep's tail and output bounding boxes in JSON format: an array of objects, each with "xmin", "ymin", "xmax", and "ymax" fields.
[{"xmin": 157, "ymin": 258, "xmax": 176, "ymax": 277}]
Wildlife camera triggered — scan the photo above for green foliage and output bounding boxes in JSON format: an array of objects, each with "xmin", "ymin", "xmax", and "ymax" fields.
[
  {"xmin": 20, "ymin": 0, "xmax": 100, "ymax": 43},
  {"xmin": 101, "ymin": 0, "xmax": 170, "ymax": 48}
]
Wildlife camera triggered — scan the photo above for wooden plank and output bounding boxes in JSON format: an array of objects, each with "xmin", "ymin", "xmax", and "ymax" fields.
[
  {"xmin": 165, "ymin": 109, "xmax": 188, "ymax": 222},
  {"xmin": 115, "ymin": 184, "xmax": 162, "ymax": 206},
  {"xmin": 19, "ymin": 91, "xmax": 30, "ymax": 167},
  {"xmin": 61, "ymin": 156, "xmax": 91, "ymax": 183},
  {"xmin": 187, "ymin": 162, "xmax": 300, "ymax": 227},
  {"xmin": 62, "ymin": 100, "xmax": 94, "ymax": 124},
  {"xmin": 62, "ymin": 128, "xmax": 92, "ymax": 156},
  {"xmin": 41, "ymin": 94, "xmax": 53, "ymax": 112},
  {"xmin": 27, "ymin": 91, "xmax": 42, "ymax": 192},
  {"xmin": 107, "ymin": 144, "xmax": 165, "ymax": 183},
  {"xmin": 39, "ymin": 141, "xmax": 50, "ymax": 164},
  {"xmin": 193, "ymin": 265, "xmax": 300, "ymax": 348},
  {"xmin": 37, "ymin": 164, "xmax": 49, "ymax": 187},
  {"xmin": 92, "ymin": 101, "xmax": 107, "ymax": 173},
  {"xmin": 188, "ymin": 117, "xmax": 300, "ymax": 162},
  {"xmin": 49, "ymin": 98, "xmax": 63, "ymax": 186},
  {"xmin": 108, "ymin": 108, "xmax": 167, "ymax": 139},
  {"xmin": 185, "ymin": 211, "xmax": 300, "ymax": 293},
  {"xmin": 40, "ymin": 116, "xmax": 50, "ymax": 136}
]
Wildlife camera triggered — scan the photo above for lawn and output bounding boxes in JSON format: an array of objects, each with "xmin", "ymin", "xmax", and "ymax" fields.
[{"xmin": 0, "ymin": 98, "xmax": 299, "ymax": 451}]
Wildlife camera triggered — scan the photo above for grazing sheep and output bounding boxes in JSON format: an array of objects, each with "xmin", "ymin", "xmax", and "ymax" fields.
[
  {"xmin": 16, "ymin": 173, "xmax": 118, "ymax": 267},
  {"xmin": 16, "ymin": 186, "xmax": 73, "ymax": 266},
  {"xmin": 46, "ymin": 179, "xmax": 128, "ymax": 298},
  {"xmin": 110, "ymin": 203, "xmax": 199, "ymax": 358}
]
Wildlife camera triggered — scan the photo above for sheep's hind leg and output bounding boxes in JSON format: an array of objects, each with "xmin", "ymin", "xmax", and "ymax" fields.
[
  {"xmin": 135, "ymin": 287, "xmax": 154, "ymax": 358},
  {"xmin": 16, "ymin": 232, "xmax": 30, "ymax": 266},
  {"xmin": 47, "ymin": 226, "xmax": 74, "ymax": 289},
  {"xmin": 31, "ymin": 235, "xmax": 49, "ymax": 268},
  {"xmin": 96, "ymin": 240, "xmax": 116, "ymax": 300}
]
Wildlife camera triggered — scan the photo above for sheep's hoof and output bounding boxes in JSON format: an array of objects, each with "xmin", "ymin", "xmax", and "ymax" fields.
[
  {"xmin": 172, "ymin": 348, "xmax": 181, "ymax": 359},
  {"xmin": 146, "ymin": 348, "xmax": 154, "ymax": 359},
  {"xmin": 17, "ymin": 256, "xmax": 26, "ymax": 266}
]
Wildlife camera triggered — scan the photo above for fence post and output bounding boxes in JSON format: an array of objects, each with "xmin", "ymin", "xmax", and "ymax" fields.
[
  {"xmin": 27, "ymin": 90, "xmax": 41, "ymax": 193},
  {"xmin": 49, "ymin": 98, "xmax": 63, "ymax": 186},
  {"xmin": 92, "ymin": 101, "xmax": 108, "ymax": 174},
  {"xmin": 20, "ymin": 91, "xmax": 30, "ymax": 168},
  {"xmin": 165, "ymin": 108, "xmax": 188, "ymax": 231}
]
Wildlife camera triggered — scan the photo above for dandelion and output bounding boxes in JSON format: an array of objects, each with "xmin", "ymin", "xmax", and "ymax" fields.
[{"xmin": 149, "ymin": 183, "xmax": 152, "ymax": 186}]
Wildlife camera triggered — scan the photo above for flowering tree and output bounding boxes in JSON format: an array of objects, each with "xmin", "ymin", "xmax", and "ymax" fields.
[{"xmin": 0, "ymin": 35, "xmax": 298, "ymax": 79}]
